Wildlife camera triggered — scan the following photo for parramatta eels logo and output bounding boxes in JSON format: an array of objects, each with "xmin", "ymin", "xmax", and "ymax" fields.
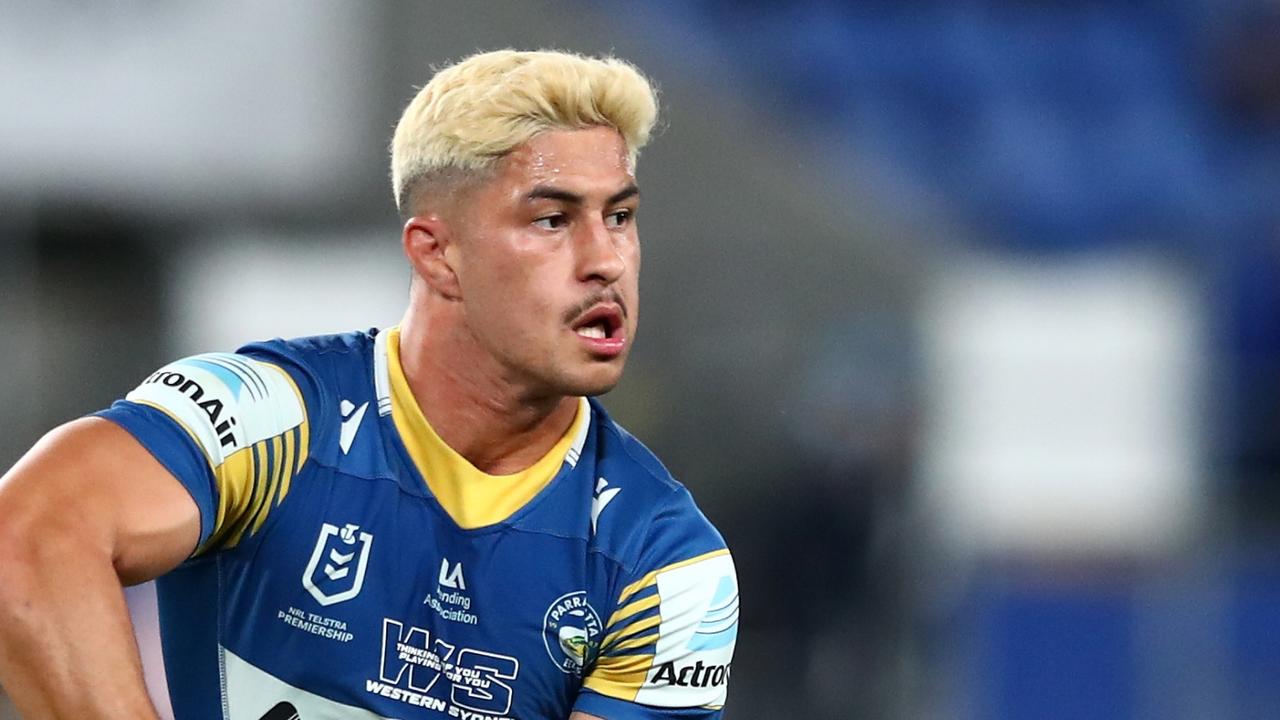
[
  {"xmin": 543, "ymin": 591, "xmax": 602, "ymax": 675},
  {"xmin": 302, "ymin": 523, "xmax": 373, "ymax": 606}
]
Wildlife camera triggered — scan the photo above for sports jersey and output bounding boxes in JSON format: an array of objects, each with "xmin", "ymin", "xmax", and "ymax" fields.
[{"xmin": 97, "ymin": 328, "xmax": 738, "ymax": 720}]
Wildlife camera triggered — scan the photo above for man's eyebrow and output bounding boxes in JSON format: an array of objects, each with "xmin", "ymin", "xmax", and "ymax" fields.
[
  {"xmin": 525, "ymin": 186, "xmax": 583, "ymax": 204},
  {"xmin": 608, "ymin": 183, "xmax": 640, "ymax": 205},
  {"xmin": 524, "ymin": 183, "xmax": 640, "ymax": 205}
]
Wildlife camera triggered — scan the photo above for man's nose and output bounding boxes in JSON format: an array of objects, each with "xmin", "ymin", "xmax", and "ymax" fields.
[{"xmin": 575, "ymin": 219, "xmax": 626, "ymax": 284}]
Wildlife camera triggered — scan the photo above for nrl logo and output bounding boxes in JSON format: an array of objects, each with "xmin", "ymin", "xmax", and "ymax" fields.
[{"xmin": 302, "ymin": 522, "xmax": 373, "ymax": 606}]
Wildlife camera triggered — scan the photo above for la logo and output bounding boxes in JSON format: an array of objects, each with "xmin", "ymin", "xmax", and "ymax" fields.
[{"xmin": 439, "ymin": 557, "xmax": 466, "ymax": 590}]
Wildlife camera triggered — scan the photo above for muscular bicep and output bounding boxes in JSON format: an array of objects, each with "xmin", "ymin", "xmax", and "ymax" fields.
[
  {"xmin": 101, "ymin": 352, "xmax": 313, "ymax": 554},
  {"xmin": 569, "ymin": 713, "xmax": 605, "ymax": 720},
  {"xmin": 0, "ymin": 417, "xmax": 200, "ymax": 585}
]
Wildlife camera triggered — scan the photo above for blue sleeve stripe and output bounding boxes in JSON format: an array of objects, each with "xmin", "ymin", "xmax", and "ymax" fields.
[
  {"xmin": 202, "ymin": 355, "xmax": 264, "ymax": 400},
  {"xmin": 217, "ymin": 354, "xmax": 270, "ymax": 399},
  {"xmin": 605, "ymin": 603, "xmax": 661, "ymax": 638},
  {"xmin": 245, "ymin": 437, "xmax": 280, "ymax": 534},
  {"xmin": 253, "ymin": 438, "xmax": 274, "ymax": 513},
  {"xmin": 605, "ymin": 627, "xmax": 660, "ymax": 655},
  {"xmin": 291, "ymin": 425, "xmax": 305, "ymax": 475},
  {"xmin": 606, "ymin": 638, "xmax": 659, "ymax": 657},
  {"xmin": 263, "ymin": 436, "xmax": 277, "ymax": 490},
  {"xmin": 247, "ymin": 442, "xmax": 264, "ymax": 513},
  {"xmin": 614, "ymin": 583, "xmax": 659, "ymax": 613}
]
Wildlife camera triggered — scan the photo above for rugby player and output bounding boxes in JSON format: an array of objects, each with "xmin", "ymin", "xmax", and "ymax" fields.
[{"xmin": 0, "ymin": 50, "xmax": 738, "ymax": 720}]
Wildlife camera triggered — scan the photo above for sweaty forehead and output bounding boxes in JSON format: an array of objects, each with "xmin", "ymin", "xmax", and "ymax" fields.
[{"xmin": 501, "ymin": 127, "xmax": 634, "ymax": 185}]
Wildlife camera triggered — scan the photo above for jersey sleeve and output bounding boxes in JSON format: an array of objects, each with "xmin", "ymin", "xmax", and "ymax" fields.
[
  {"xmin": 576, "ymin": 489, "xmax": 739, "ymax": 719},
  {"xmin": 96, "ymin": 352, "xmax": 312, "ymax": 554}
]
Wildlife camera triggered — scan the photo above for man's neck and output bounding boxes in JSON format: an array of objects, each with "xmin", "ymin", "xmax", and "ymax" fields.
[{"xmin": 396, "ymin": 311, "xmax": 578, "ymax": 476}]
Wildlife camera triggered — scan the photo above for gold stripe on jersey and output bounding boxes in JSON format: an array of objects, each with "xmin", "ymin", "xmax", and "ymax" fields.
[
  {"xmin": 276, "ymin": 427, "xmax": 297, "ymax": 507},
  {"xmin": 243, "ymin": 441, "xmax": 268, "ymax": 545},
  {"xmin": 586, "ymin": 550, "xmax": 735, "ymax": 701},
  {"xmin": 611, "ymin": 631, "xmax": 661, "ymax": 654},
  {"xmin": 247, "ymin": 435, "xmax": 285, "ymax": 535},
  {"xmin": 202, "ymin": 441, "xmax": 258, "ymax": 551},
  {"xmin": 615, "ymin": 548, "xmax": 731, "ymax": 606},
  {"xmin": 253, "ymin": 440, "xmax": 274, "ymax": 529},
  {"xmin": 584, "ymin": 651, "xmax": 654, "ymax": 702},
  {"xmin": 213, "ymin": 363, "xmax": 309, "ymax": 549},
  {"xmin": 602, "ymin": 612, "xmax": 663, "ymax": 650},
  {"xmin": 608, "ymin": 593, "xmax": 662, "ymax": 631},
  {"xmin": 213, "ymin": 439, "xmax": 263, "ymax": 549},
  {"xmin": 268, "ymin": 364, "xmax": 310, "ymax": 496},
  {"xmin": 281, "ymin": 425, "xmax": 300, "ymax": 501},
  {"xmin": 136, "ymin": 359, "xmax": 311, "ymax": 554}
]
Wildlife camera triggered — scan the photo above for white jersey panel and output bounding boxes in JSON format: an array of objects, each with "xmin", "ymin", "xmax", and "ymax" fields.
[
  {"xmin": 125, "ymin": 353, "xmax": 305, "ymax": 467},
  {"xmin": 224, "ymin": 649, "xmax": 391, "ymax": 720},
  {"xmin": 634, "ymin": 552, "xmax": 738, "ymax": 708}
]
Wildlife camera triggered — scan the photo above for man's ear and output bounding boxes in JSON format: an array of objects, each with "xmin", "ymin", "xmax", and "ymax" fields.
[{"xmin": 403, "ymin": 214, "xmax": 462, "ymax": 300}]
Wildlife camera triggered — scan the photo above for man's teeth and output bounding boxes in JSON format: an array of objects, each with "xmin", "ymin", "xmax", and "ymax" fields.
[{"xmin": 577, "ymin": 324, "xmax": 607, "ymax": 339}]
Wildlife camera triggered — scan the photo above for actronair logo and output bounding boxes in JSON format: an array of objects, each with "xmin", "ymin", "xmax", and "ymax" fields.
[
  {"xmin": 141, "ymin": 370, "xmax": 239, "ymax": 449},
  {"xmin": 632, "ymin": 550, "xmax": 737, "ymax": 708},
  {"xmin": 651, "ymin": 660, "xmax": 731, "ymax": 689}
]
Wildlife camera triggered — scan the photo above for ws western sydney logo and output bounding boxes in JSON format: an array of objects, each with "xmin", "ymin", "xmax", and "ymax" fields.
[{"xmin": 367, "ymin": 617, "xmax": 520, "ymax": 720}]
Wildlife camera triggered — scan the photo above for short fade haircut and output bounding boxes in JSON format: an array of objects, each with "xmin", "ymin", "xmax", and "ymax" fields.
[{"xmin": 391, "ymin": 49, "xmax": 660, "ymax": 214}]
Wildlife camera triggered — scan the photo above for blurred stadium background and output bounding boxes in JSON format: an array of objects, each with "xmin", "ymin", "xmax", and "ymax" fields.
[{"xmin": 3, "ymin": 1, "xmax": 1280, "ymax": 718}]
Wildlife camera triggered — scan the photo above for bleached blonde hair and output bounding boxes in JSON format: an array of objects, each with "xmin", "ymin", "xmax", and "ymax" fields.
[{"xmin": 391, "ymin": 49, "xmax": 659, "ymax": 213}]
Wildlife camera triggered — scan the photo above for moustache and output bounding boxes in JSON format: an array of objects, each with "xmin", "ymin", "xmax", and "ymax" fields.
[{"xmin": 563, "ymin": 289, "xmax": 627, "ymax": 325}]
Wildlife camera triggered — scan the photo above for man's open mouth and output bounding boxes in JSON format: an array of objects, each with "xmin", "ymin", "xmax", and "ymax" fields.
[{"xmin": 572, "ymin": 305, "xmax": 623, "ymax": 340}]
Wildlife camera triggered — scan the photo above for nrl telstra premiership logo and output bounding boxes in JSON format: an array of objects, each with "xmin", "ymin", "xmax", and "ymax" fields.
[{"xmin": 302, "ymin": 522, "xmax": 373, "ymax": 606}]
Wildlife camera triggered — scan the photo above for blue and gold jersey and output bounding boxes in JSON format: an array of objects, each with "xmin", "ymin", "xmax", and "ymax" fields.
[{"xmin": 98, "ymin": 328, "xmax": 738, "ymax": 720}]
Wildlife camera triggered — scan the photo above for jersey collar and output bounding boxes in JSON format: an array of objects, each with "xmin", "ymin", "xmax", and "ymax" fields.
[{"xmin": 372, "ymin": 326, "xmax": 591, "ymax": 528}]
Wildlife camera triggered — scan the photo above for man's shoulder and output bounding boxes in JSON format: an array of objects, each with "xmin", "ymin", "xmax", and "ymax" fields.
[
  {"xmin": 587, "ymin": 401, "xmax": 690, "ymax": 509},
  {"xmin": 584, "ymin": 401, "xmax": 726, "ymax": 572},
  {"xmin": 235, "ymin": 329, "xmax": 379, "ymax": 402},
  {"xmin": 237, "ymin": 328, "xmax": 378, "ymax": 368}
]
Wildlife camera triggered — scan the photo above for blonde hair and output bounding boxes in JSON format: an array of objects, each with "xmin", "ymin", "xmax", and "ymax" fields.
[{"xmin": 391, "ymin": 49, "xmax": 659, "ymax": 212}]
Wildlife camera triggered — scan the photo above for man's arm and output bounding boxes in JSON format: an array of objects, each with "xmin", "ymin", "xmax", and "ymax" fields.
[
  {"xmin": 574, "ymin": 481, "xmax": 738, "ymax": 720},
  {"xmin": 570, "ymin": 713, "xmax": 605, "ymax": 719},
  {"xmin": 0, "ymin": 417, "xmax": 201, "ymax": 720}
]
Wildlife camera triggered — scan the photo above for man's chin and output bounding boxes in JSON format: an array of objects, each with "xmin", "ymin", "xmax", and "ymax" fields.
[{"xmin": 563, "ymin": 363, "xmax": 625, "ymax": 398}]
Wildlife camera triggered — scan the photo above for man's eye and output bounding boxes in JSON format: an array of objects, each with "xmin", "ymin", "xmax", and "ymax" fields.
[
  {"xmin": 605, "ymin": 209, "xmax": 633, "ymax": 229},
  {"xmin": 533, "ymin": 214, "xmax": 567, "ymax": 230}
]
